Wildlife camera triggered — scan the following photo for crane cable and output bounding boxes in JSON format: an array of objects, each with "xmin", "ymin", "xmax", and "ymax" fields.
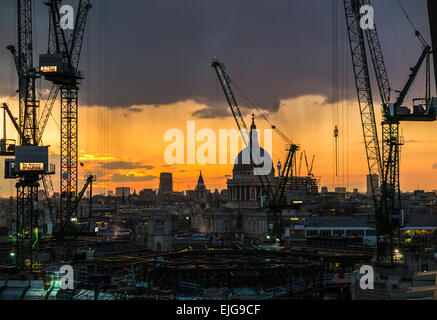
[
  {"xmin": 381, "ymin": 1, "xmax": 411, "ymax": 66},
  {"xmin": 396, "ymin": 0, "xmax": 428, "ymax": 47},
  {"xmin": 2, "ymin": 90, "xmax": 18, "ymax": 105},
  {"xmin": 231, "ymin": 81, "xmax": 292, "ymax": 145},
  {"xmin": 224, "ymin": 76, "xmax": 294, "ymax": 182},
  {"xmin": 395, "ymin": 0, "xmax": 430, "ymax": 106},
  {"xmin": 230, "ymin": 79, "xmax": 294, "ymax": 178},
  {"xmin": 332, "ymin": 0, "xmax": 339, "ymax": 187}
]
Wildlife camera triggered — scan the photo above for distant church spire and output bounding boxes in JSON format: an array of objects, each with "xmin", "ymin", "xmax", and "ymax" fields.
[
  {"xmin": 196, "ymin": 171, "xmax": 205, "ymax": 190},
  {"xmin": 250, "ymin": 113, "xmax": 256, "ymax": 130},
  {"xmin": 249, "ymin": 113, "xmax": 259, "ymax": 149},
  {"xmin": 198, "ymin": 171, "xmax": 204, "ymax": 185}
]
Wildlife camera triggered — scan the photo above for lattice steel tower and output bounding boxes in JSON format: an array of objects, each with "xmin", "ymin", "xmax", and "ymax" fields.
[
  {"xmin": 1, "ymin": 0, "xmax": 48, "ymax": 274},
  {"xmin": 40, "ymin": 0, "xmax": 92, "ymax": 236}
]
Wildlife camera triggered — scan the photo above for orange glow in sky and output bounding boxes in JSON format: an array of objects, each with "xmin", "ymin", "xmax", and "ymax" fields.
[{"xmin": 1, "ymin": 94, "xmax": 437, "ymax": 196}]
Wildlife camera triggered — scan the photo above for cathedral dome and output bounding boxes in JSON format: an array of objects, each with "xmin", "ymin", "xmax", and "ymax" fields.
[
  {"xmin": 232, "ymin": 115, "xmax": 274, "ymax": 177},
  {"xmin": 233, "ymin": 146, "xmax": 274, "ymax": 175}
]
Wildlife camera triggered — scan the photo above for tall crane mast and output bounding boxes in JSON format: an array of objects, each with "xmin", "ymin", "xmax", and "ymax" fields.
[
  {"xmin": 17, "ymin": 0, "xmax": 38, "ymax": 146},
  {"xmin": 344, "ymin": 0, "xmax": 437, "ymax": 265},
  {"xmin": 343, "ymin": 0, "xmax": 383, "ymax": 201},
  {"xmin": 298, "ymin": 151, "xmax": 304, "ymax": 177},
  {"xmin": 303, "ymin": 151, "xmax": 315, "ymax": 178},
  {"xmin": 211, "ymin": 58, "xmax": 299, "ymax": 240},
  {"xmin": 15, "ymin": 0, "xmax": 40, "ymax": 274},
  {"xmin": 40, "ymin": 0, "xmax": 92, "ymax": 238},
  {"xmin": 429, "ymin": 0, "xmax": 437, "ymax": 94},
  {"xmin": 344, "ymin": 0, "xmax": 403, "ymax": 264},
  {"xmin": 1, "ymin": 0, "xmax": 56, "ymax": 275},
  {"xmin": 362, "ymin": 0, "xmax": 401, "ymax": 263}
]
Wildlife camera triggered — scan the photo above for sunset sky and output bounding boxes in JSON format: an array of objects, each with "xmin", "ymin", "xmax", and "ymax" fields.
[{"xmin": 0, "ymin": 0, "xmax": 436, "ymax": 196}]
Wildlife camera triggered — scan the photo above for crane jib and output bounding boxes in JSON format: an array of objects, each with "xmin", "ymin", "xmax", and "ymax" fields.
[{"xmin": 428, "ymin": 0, "xmax": 437, "ymax": 93}]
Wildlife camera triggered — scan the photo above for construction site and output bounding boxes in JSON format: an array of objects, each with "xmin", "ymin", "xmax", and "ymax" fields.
[{"xmin": 0, "ymin": 0, "xmax": 436, "ymax": 301}]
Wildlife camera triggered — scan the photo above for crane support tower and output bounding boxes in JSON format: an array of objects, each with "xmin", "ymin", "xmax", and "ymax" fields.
[
  {"xmin": 1, "ymin": 0, "xmax": 56, "ymax": 275},
  {"xmin": 428, "ymin": 0, "xmax": 437, "ymax": 94},
  {"xmin": 39, "ymin": 0, "xmax": 92, "ymax": 237},
  {"xmin": 344, "ymin": 0, "xmax": 437, "ymax": 265}
]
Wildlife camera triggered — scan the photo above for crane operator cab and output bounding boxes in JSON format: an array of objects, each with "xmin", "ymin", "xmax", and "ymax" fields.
[
  {"xmin": 388, "ymin": 98, "xmax": 437, "ymax": 121},
  {"xmin": 4, "ymin": 146, "xmax": 55, "ymax": 179},
  {"xmin": 39, "ymin": 54, "xmax": 81, "ymax": 85}
]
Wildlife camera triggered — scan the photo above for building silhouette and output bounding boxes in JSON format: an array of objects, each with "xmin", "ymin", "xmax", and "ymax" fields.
[
  {"xmin": 159, "ymin": 172, "xmax": 173, "ymax": 195},
  {"xmin": 366, "ymin": 174, "xmax": 379, "ymax": 197}
]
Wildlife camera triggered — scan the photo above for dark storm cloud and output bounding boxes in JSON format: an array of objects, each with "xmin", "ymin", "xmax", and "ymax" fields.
[
  {"xmin": 122, "ymin": 106, "xmax": 144, "ymax": 116},
  {"xmin": 99, "ymin": 161, "xmax": 154, "ymax": 170},
  {"xmin": 191, "ymin": 99, "xmax": 280, "ymax": 119},
  {"xmin": 126, "ymin": 107, "xmax": 143, "ymax": 114},
  {"xmin": 191, "ymin": 102, "xmax": 232, "ymax": 119},
  {"xmin": 112, "ymin": 173, "xmax": 157, "ymax": 182},
  {"xmin": 0, "ymin": 0, "xmax": 431, "ymax": 117}
]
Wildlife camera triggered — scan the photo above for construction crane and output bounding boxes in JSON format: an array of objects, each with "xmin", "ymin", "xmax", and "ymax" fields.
[
  {"xmin": 334, "ymin": 125, "xmax": 339, "ymax": 178},
  {"xmin": 430, "ymin": 0, "xmax": 437, "ymax": 94},
  {"xmin": 303, "ymin": 151, "xmax": 315, "ymax": 178},
  {"xmin": 297, "ymin": 152, "xmax": 304, "ymax": 177},
  {"xmin": 39, "ymin": 0, "xmax": 92, "ymax": 239},
  {"xmin": 343, "ymin": 0, "xmax": 437, "ymax": 265},
  {"xmin": 211, "ymin": 59, "xmax": 273, "ymax": 199},
  {"xmin": 61, "ymin": 163, "xmax": 95, "ymax": 234},
  {"xmin": 0, "ymin": 93, "xmax": 18, "ymax": 157},
  {"xmin": 80, "ymin": 162, "xmax": 96, "ymax": 233},
  {"xmin": 211, "ymin": 58, "xmax": 299, "ymax": 240},
  {"xmin": 0, "ymin": 0, "xmax": 58, "ymax": 275}
]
